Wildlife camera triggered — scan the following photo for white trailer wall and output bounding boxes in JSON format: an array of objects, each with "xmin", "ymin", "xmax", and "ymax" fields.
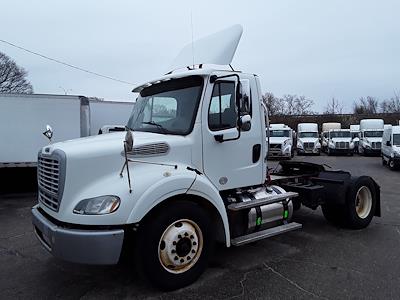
[{"xmin": 0, "ymin": 94, "xmax": 83, "ymax": 166}]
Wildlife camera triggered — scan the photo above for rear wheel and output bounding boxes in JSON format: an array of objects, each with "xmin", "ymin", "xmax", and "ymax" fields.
[
  {"xmin": 134, "ymin": 201, "xmax": 213, "ymax": 290},
  {"xmin": 344, "ymin": 177, "xmax": 377, "ymax": 229},
  {"xmin": 322, "ymin": 177, "xmax": 377, "ymax": 229}
]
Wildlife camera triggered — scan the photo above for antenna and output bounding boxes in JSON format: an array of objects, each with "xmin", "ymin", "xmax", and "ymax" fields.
[{"xmin": 190, "ymin": 11, "xmax": 195, "ymax": 69}]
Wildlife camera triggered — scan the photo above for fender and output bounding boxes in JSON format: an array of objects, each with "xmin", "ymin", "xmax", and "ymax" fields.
[
  {"xmin": 127, "ymin": 166, "xmax": 196, "ymax": 223},
  {"xmin": 187, "ymin": 174, "xmax": 231, "ymax": 247}
]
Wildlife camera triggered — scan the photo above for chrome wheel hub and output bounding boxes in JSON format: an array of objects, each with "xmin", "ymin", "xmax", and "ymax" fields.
[
  {"xmin": 158, "ymin": 219, "xmax": 203, "ymax": 274},
  {"xmin": 355, "ymin": 186, "xmax": 372, "ymax": 219}
]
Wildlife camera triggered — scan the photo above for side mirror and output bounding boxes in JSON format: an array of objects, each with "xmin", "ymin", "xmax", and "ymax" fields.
[
  {"xmin": 239, "ymin": 114, "xmax": 251, "ymax": 131},
  {"xmin": 386, "ymin": 141, "xmax": 391, "ymax": 146}
]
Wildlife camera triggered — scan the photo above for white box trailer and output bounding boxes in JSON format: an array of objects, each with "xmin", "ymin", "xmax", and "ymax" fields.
[{"xmin": 0, "ymin": 94, "xmax": 133, "ymax": 167}]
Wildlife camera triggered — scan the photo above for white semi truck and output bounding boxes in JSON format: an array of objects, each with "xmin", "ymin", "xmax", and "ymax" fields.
[
  {"xmin": 268, "ymin": 124, "xmax": 294, "ymax": 159},
  {"xmin": 382, "ymin": 125, "xmax": 400, "ymax": 170},
  {"xmin": 358, "ymin": 119, "xmax": 384, "ymax": 155},
  {"xmin": 326, "ymin": 129, "xmax": 354, "ymax": 156},
  {"xmin": 31, "ymin": 25, "xmax": 381, "ymax": 290},
  {"xmin": 350, "ymin": 124, "xmax": 360, "ymax": 153},
  {"xmin": 0, "ymin": 94, "xmax": 133, "ymax": 168},
  {"xmin": 321, "ymin": 122, "xmax": 341, "ymax": 152},
  {"xmin": 296, "ymin": 123, "xmax": 321, "ymax": 155}
]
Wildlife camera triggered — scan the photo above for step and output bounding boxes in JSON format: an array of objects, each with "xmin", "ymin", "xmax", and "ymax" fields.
[
  {"xmin": 231, "ymin": 222, "xmax": 302, "ymax": 246},
  {"xmin": 227, "ymin": 192, "xmax": 298, "ymax": 211}
]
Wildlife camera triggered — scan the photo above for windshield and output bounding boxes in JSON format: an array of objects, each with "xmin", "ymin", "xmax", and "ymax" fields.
[
  {"xmin": 364, "ymin": 131, "xmax": 383, "ymax": 138},
  {"xmin": 127, "ymin": 76, "xmax": 203, "ymax": 135},
  {"xmin": 299, "ymin": 132, "xmax": 318, "ymax": 138},
  {"xmin": 393, "ymin": 134, "xmax": 400, "ymax": 145},
  {"xmin": 270, "ymin": 130, "xmax": 290, "ymax": 138},
  {"xmin": 330, "ymin": 131, "xmax": 350, "ymax": 138}
]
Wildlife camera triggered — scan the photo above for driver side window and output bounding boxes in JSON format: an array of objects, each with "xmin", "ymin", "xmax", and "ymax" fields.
[{"xmin": 208, "ymin": 81, "xmax": 236, "ymax": 131}]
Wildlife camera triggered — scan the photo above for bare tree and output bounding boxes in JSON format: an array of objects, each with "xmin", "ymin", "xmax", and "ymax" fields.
[
  {"xmin": 262, "ymin": 92, "xmax": 284, "ymax": 116},
  {"xmin": 353, "ymin": 96, "xmax": 379, "ymax": 114},
  {"xmin": 0, "ymin": 52, "xmax": 33, "ymax": 94},
  {"xmin": 282, "ymin": 94, "xmax": 314, "ymax": 115},
  {"xmin": 324, "ymin": 97, "xmax": 343, "ymax": 114},
  {"xmin": 380, "ymin": 94, "xmax": 400, "ymax": 113}
]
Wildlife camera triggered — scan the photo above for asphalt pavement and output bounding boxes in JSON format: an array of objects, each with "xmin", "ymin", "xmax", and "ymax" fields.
[{"xmin": 1, "ymin": 155, "xmax": 399, "ymax": 299}]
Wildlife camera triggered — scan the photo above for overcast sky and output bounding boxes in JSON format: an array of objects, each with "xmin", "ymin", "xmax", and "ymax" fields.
[{"xmin": 1, "ymin": 0, "xmax": 399, "ymax": 112}]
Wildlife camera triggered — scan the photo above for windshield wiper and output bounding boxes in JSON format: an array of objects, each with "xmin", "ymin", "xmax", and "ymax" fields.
[{"xmin": 141, "ymin": 121, "xmax": 170, "ymax": 133}]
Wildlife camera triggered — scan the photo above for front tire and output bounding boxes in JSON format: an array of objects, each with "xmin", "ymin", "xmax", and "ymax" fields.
[
  {"xmin": 389, "ymin": 159, "xmax": 396, "ymax": 170},
  {"xmin": 134, "ymin": 201, "xmax": 213, "ymax": 290}
]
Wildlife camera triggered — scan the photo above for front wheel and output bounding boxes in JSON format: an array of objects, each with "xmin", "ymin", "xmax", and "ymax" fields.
[
  {"xmin": 134, "ymin": 201, "xmax": 213, "ymax": 290},
  {"xmin": 389, "ymin": 159, "xmax": 396, "ymax": 170}
]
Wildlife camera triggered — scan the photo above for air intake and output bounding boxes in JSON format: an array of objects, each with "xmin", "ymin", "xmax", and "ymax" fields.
[{"xmin": 129, "ymin": 142, "xmax": 170, "ymax": 157}]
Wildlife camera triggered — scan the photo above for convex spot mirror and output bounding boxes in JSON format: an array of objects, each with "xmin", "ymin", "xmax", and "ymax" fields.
[{"xmin": 239, "ymin": 114, "xmax": 251, "ymax": 131}]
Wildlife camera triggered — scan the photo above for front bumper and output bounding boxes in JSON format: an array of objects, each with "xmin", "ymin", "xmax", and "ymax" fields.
[
  {"xmin": 362, "ymin": 147, "xmax": 381, "ymax": 155},
  {"xmin": 328, "ymin": 148, "xmax": 353, "ymax": 154},
  {"xmin": 32, "ymin": 205, "xmax": 124, "ymax": 265},
  {"xmin": 297, "ymin": 148, "xmax": 320, "ymax": 154}
]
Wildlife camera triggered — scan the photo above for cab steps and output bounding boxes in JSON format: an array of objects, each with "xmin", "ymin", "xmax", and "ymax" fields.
[
  {"xmin": 231, "ymin": 222, "xmax": 302, "ymax": 246},
  {"xmin": 227, "ymin": 192, "xmax": 298, "ymax": 211}
]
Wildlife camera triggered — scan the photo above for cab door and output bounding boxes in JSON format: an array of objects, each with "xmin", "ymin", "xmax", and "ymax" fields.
[{"xmin": 201, "ymin": 73, "xmax": 263, "ymax": 190}]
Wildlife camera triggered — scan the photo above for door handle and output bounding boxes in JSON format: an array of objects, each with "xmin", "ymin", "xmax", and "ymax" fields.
[{"xmin": 252, "ymin": 144, "xmax": 261, "ymax": 163}]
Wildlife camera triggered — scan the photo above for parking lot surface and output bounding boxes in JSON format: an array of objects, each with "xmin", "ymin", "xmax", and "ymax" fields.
[{"xmin": 1, "ymin": 155, "xmax": 400, "ymax": 299}]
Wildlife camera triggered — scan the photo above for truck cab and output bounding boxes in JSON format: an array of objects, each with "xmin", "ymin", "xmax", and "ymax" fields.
[
  {"xmin": 268, "ymin": 124, "xmax": 294, "ymax": 159},
  {"xmin": 31, "ymin": 25, "xmax": 381, "ymax": 290},
  {"xmin": 321, "ymin": 122, "xmax": 341, "ymax": 152},
  {"xmin": 359, "ymin": 119, "xmax": 384, "ymax": 155},
  {"xmin": 382, "ymin": 125, "xmax": 400, "ymax": 170},
  {"xmin": 296, "ymin": 123, "xmax": 321, "ymax": 155},
  {"xmin": 326, "ymin": 129, "xmax": 354, "ymax": 156}
]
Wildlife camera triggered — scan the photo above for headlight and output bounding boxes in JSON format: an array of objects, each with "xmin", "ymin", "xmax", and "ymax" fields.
[
  {"xmin": 73, "ymin": 195, "xmax": 121, "ymax": 215},
  {"xmin": 297, "ymin": 142, "xmax": 303, "ymax": 148},
  {"xmin": 328, "ymin": 142, "xmax": 335, "ymax": 148},
  {"xmin": 315, "ymin": 142, "xmax": 321, "ymax": 148},
  {"xmin": 364, "ymin": 143, "xmax": 371, "ymax": 149},
  {"xmin": 350, "ymin": 142, "xmax": 354, "ymax": 149},
  {"xmin": 283, "ymin": 139, "xmax": 291, "ymax": 146}
]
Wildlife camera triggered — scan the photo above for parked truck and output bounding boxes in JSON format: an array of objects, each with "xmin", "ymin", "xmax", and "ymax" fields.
[
  {"xmin": 382, "ymin": 125, "xmax": 400, "ymax": 170},
  {"xmin": 0, "ymin": 94, "xmax": 133, "ymax": 168},
  {"xmin": 31, "ymin": 25, "xmax": 381, "ymax": 290},
  {"xmin": 326, "ymin": 129, "xmax": 354, "ymax": 156},
  {"xmin": 350, "ymin": 124, "xmax": 360, "ymax": 153},
  {"xmin": 321, "ymin": 122, "xmax": 341, "ymax": 152},
  {"xmin": 268, "ymin": 124, "xmax": 294, "ymax": 159},
  {"xmin": 296, "ymin": 123, "xmax": 321, "ymax": 155},
  {"xmin": 358, "ymin": 119, "xmax": 384, "ymax": 155}
]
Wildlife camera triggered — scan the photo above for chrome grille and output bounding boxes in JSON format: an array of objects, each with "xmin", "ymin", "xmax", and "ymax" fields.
[
  {"xmin": 304, "ymin": 142, "xmax": 314, "ymax": 150},
  {"xmin": 371, "ymin": 142, "xmax": 381, "ymax": 150},
  {"xmin": 38, "ymin": 155, "xmax": 60, "ymax": 211},
  {"xmin": 335, "ymin": 142, "xmax": 349, "ymax": 149},
  {"xmin": 130, "ymin": 142, "xmax": 170, "ymax": 157},
  {"xmin": 270, "ymin": 144, "xmax": 281, "ymax": 149}
]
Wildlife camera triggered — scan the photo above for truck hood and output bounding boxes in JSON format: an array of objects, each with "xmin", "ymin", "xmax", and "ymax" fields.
[
  {"xmin": 269, "ymin": 137, "xmax": 290, "ymax": 144},
  {"xmin": 298, "ymin": 138, "xmax": 319, "ymax": 144},
  {"xmin": 331, "ymin": 138, "xmax": 352, "ymax": 143},
  {"xmin": 43, "ymin": 131, "xmax": 191, "ymax": 163}
]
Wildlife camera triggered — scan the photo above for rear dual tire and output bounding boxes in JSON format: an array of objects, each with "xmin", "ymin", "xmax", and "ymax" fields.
[{"xmin": 322, "ymin": 176, "xmax": 377, "ymax": 229}]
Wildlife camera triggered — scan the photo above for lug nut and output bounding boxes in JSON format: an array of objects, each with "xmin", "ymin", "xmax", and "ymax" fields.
[
  {"xmin": 174, "ymin": 256, "xmax": 178, "ymax": 260},
  {"xmin": 187, "ymin": 256, "xmax": 191, "ymax": 260},
  {"xmin": 184, "ymin": 232, "xmax": 189, "ymax": 236},
  {"xmin": 191, "ymin": 249, "xmax": 195, "ymax": 254},
  {"xmin": 190, "ymin": 235, "xmax": 194, "ymax": 239},
  {"xmin": 173, "ymin": 241, "xmax": 177, "ymax": 245},
  {"xmin": 178, "ymin": 235, "xmax": 182, "ymax": 239},
  {"xmin": 171, "ymin": 249, "xmax": 176, "ymax": 254},
  {"xmin": 180, "ymin": 258, "xmax": 184, "ymax": 263},
  {"xmin": 193, "ymin": 241, "xmax": 197, "ymax": 246}
]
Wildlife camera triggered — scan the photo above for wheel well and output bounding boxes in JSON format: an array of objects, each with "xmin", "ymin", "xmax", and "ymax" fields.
[{"xmin": 141, "ymin": 194, "xmax": 227, "ymax": 244}]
